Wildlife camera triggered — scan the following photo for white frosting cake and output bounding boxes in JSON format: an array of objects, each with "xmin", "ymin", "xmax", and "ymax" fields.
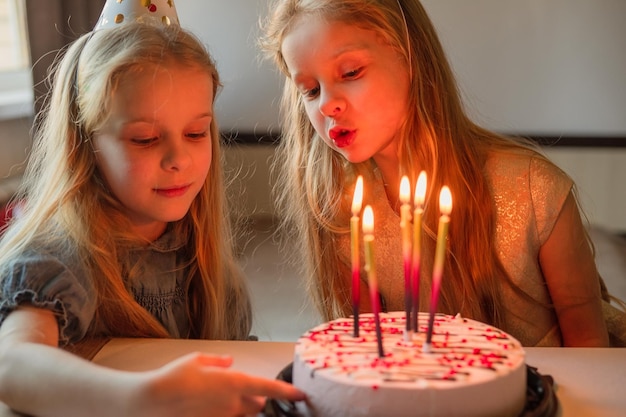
[{"xmin": 293, "ymin": 312, "xmax": 526, "ymax": 417}]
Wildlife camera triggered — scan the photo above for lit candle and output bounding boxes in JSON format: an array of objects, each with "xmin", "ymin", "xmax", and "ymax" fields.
[
  {"xmin": 400, "ymin": 175, "xmax": 412, "ymax": 336},
  {"xmin": 411, "ymin": 171, "xmax": 427, "ymax": 332},
  {"xmin": 363, "ymin": 205, "xmax": 385, "ymax": 357},
  {"xmin": 424, "ymin": 186, "xmax": 452, "ymax": 352},
  {"xmin": 351, "ymin": 175, "xmax": 364, "ymax": 337}
]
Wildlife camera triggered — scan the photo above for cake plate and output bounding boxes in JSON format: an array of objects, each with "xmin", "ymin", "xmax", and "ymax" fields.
[{"xmin": 263, "ymin": 363, "xmax": 558, "ymax": 417}]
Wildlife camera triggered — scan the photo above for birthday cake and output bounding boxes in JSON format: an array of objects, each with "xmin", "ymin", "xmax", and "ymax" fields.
[{"xmin": 293, "ymin": 311, "xmax": 527, "ymax": 417}]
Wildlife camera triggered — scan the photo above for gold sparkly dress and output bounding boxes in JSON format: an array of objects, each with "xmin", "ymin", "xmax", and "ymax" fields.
[{"xmin": 337, "ymin": 149, "xmax": 624, "ymax": 346}]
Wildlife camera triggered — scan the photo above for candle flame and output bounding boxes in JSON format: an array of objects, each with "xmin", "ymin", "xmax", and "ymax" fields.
[
  {"xmin": 400, "ymin": 175, "xmax": 410, "ymax": 204},
  {"xmin": 363, "ymin": 205, "xmax": 374, "ymax": 235},
  {"xmin": 352, "ymin": 175, "xmax": 364, "ymax": 215},
  {"xmin": 414, "ymin": 171, "xmax": 427, "ymax": 207},
  {"xmin": 439, "ymin": 186, "xmax": 452, "ymax": 215}
]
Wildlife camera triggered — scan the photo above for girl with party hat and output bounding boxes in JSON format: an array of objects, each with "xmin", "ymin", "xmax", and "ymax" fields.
[{"xmin": 0, "ymin": 1, "xmax": 304, "ymax": 415}]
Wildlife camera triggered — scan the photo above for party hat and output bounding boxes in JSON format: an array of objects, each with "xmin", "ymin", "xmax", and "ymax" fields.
[{"xmin": 94, "ymin": 0, "xmax": 179, "ymax": 31}]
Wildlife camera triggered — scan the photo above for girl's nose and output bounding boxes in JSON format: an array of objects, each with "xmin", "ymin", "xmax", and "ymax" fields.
[
  {"xmin": 162, "ymin": 140, "xmax": 192, "ymax": 171},
  {"xmin": 318, "ymin": 89, "xmax": 345, "ymax": 117}
]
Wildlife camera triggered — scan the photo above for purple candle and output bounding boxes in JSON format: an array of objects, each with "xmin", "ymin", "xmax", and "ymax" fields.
[
  {"xmin": 411, "ymin": 171, "xmax": 427, "ymax": 332},
  {"xmin": 399, "ymin": 175, "xmax": 412, "ymax": 335}
]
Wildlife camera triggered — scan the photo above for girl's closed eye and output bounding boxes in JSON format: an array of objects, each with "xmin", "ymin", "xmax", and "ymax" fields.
[
  {"xmin": 185, "ymin": 118, "xmax": 212, "ymax": 140},
  {"xmin": 342, "ymin": 67, "xmax": 363, "ymax": 79},
  {"xmin": 186, "ymin": 131, "xmax": 209, "ymax": 140},
  {"xmin": 300, "ymin": 85, "xmax": 320, "ymax": 99},
  {"xmin": 131, "ymin": 136, "xmax": 158, "ymax": 146},
  {"xmin": 185, "ymin": 131, "xmax": 209, "ymax": 140},
  {"xmin": 123, "ymin": 123, "xmax": 159, "ymax": 146}
]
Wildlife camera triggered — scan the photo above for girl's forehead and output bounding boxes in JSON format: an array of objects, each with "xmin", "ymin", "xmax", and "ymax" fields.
[
  {"xmin": 281, "ymin": 17, "xmax": 385, "ymax": 69},
  {"xmin": 104, "ymin": 64, "xmax": 213, "ymax": 124},
  {"xmin": 285, "ymin": 18, "xmax": 359, "ymax": 50},
  {"xmin": 113, "ymin": 61, "xmax": 209, "ymax": 91}
]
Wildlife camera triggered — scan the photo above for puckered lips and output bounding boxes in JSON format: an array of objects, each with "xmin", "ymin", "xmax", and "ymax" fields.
[{"xmin": 328, "ymin": 127, "xmax": 356, "ymax": 148}]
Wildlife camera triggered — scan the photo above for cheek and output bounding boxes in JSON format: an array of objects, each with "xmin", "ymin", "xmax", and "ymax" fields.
[
  {"xmin": 94, "ymin": 141, "xmax": 137, "ymax": 188},
  {"xmin": 197, "ymin": 142, "xmax": 213, "ymax": 174},
  {"xmin": 304, "ymin": 104, "xmax": 325, "ymax": 134}
]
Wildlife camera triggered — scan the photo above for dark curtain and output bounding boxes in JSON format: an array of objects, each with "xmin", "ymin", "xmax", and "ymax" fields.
[{"xmin": 25, "ymin": 0, "xmax": 105, "ymax": 114}]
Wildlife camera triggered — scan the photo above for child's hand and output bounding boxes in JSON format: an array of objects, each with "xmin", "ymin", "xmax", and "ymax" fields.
[{"xmin": 131, "ymin": 352, "xmax": 305, "ymax": 417}]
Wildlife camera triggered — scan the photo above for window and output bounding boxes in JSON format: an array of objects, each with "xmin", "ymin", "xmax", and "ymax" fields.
[{"xmin": 0, "ymin": 0, "xmax": 33, "ymax": 120}]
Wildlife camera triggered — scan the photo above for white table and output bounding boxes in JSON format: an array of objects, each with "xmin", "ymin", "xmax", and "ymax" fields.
[{"xmin": 2, "ymin": 339, "xmax": 625, "ymax": 416}]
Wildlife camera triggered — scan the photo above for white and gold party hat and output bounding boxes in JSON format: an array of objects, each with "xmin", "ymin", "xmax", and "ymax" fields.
[{"xmin": 94, "ymin": 0, "xmax": 179, "ymax": 31}]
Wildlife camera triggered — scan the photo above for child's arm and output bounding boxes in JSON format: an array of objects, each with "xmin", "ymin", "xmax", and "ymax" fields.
[
  {"xmin": 0, "ymin": 306, "xmax": 304, "ymax": 417},
  {"xmin": 539, "ymin": 192, "xmax": 610, "ymax": 347}
]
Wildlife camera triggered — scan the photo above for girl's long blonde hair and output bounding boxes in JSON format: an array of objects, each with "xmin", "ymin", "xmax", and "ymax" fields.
[
  {"xmin": 261, "ymin": 0, "xmax": 564, "ymax": 327},
  {"xmin": 0, "ymin": 22, "xmax": 251, "ymax": 341}
]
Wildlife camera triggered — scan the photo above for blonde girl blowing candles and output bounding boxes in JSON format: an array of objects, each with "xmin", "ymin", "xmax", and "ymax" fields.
[
  {"xmin": 261, "ymin": 0, "xmax": 625, "ymax": 347},
  {"xmin": 0, "ymin": 1, "xmax": 304, "ymax": 416}
]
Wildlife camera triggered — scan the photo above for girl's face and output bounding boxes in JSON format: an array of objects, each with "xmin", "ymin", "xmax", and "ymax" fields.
[
  {"xmin": 93, "ymin": 64, "xmax": 213, "ymax": 241},
  {"xmin": 281, "ymin": 16, "xmax": 410, "ymax": 165}
]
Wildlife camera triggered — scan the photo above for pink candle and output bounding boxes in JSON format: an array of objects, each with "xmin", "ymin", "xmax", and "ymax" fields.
[
  {"xmin": 424, "ymin": 186, "xmax": 452, "ymax": 352},
  {"xmin": 363, "ymin": 205, "xmax": 384, "ymax": 357},
  {"xmin": 399, "ymin": 175, "xmax": 412, "ymax": 333},
  {"xmin": 411, "ymin": 171, "xmax": 427, "ymax": 332},
  {"xmin": 351, "ymin": 176, "xmax": 364, "ymax": 337}
]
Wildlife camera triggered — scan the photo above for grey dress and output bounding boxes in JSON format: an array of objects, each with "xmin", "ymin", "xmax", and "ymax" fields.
[{"xmin": 0, "ymin": 228, "xmax": 191, "ymax": 345}]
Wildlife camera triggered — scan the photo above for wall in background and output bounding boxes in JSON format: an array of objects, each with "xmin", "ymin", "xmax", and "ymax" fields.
[
  {"xmin": 2, "ymin": 1, "xmax": 625, "ymax": 230},
  {"xmin": 177, "ymin": 0, "xmax": 626, "ymax": 138},
  {"xmin": 175, "ymin": 0, "xmax": 626, "ymax": 230},
  {"xmin": 176, "ymin": 0, "xmax": 282, "ymax": 135},
  {"xmin": 423, "ymin": 0, "xmax": 626, "ymax": 137}
]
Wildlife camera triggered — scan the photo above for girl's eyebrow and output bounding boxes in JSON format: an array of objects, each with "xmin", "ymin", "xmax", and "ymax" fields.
[
  {"xmin": 193, "ymin": 112, "xmax": 213, "ymax": 120},
  {"xmin": 331, "ymin": 42, "xmax": 371, "ymax": 59},
  {"xmin": 290, "ymin": 45, "xmax": 371, "ymax": 80},
  {"xmin": 122, "ymin": 112, "xmax": 213, "ymax": 125}
]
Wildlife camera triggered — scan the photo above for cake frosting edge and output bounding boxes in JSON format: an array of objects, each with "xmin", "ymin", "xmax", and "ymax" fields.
[{"xmin": 293, "ymin": 311, "xmax": 527, "ymax": 417}]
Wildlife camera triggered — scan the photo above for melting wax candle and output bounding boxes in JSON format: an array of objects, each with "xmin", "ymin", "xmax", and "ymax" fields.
[
  {"xmin": 411, "ymin": 171, "xmax": 427, "ymax": 332},
  {"xmin": 424, "ymin": 186, "xmax": 452, "ymax": 352},
  {"xmin": 351, "ymin": 175, "xmax": 364, "ymax": 337},
  {"xmin": 363, "ymin": 205, "xmax": 384, "ymax": 357},
  {"xmin": 400, "ymin": 175, "xmax": 412, "ymax": 335}
]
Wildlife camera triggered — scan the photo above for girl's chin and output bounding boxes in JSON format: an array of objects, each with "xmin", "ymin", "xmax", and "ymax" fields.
[{"xmin": 337, "ymin": 150, "xmax": 371, "ymax": 164}]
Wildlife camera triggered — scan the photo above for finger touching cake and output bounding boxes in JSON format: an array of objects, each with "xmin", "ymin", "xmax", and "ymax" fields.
[{"xmin": 293, "ymin": 311, "xmax": 527, "ymax": 417}]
